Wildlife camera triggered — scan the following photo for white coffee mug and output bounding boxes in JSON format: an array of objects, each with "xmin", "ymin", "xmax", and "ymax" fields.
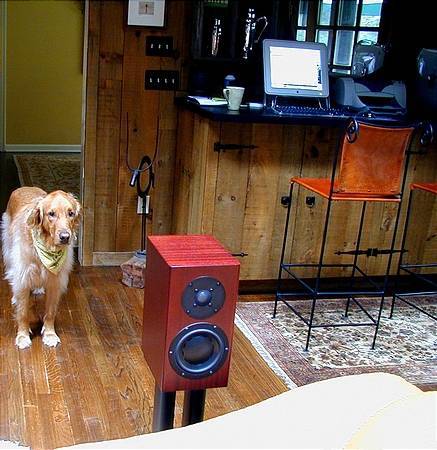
[{"xmin": 223, "ymin": 86, "xmax": 245, "ymax": 111}]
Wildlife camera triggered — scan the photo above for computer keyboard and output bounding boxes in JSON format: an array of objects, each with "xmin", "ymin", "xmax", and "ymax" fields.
[{"xmin": 271, "ymin": 104, "xmax": 348, "ymax": 117}]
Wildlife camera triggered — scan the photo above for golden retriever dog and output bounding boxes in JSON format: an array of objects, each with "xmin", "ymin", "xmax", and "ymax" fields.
[{"xmin": 1, "ymin": 187, "xmax": 81, "ymax": 349}]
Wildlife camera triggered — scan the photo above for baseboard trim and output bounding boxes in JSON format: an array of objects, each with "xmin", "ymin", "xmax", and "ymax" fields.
[
  {"xmin": 4, "ymin": 144, "xmax": 82, "ymax": 153},
  {"xmin": 92, "ymin": 251, "xmax": 134, "ymax": 266},
  {"xmin": 239, "ymin": 274, "xmax": 437, "ymax": 296}
]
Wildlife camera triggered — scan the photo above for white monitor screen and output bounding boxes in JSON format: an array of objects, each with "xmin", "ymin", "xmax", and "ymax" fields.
[{"xmin": 263, "ymin": 39, "xmax": 329, "ymax": 98}]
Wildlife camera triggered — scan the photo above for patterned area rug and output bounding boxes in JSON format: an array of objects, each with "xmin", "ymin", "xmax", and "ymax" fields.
[
  {"xmin": 236, "ymin": 297, "xmax": 437, "ymax": 390},
  {"xmin": 14, "ymin": 153, "xmax": 80, "ymax": 198}
]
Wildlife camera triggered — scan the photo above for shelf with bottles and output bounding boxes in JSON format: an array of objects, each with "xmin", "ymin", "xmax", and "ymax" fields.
[
  {"xmin": 192, "ymin": 0, "xmax": 236, "ymax": 60},
  {"xmin": 192, "ymin": 0, "xmax": 279, "ymax": 62}
]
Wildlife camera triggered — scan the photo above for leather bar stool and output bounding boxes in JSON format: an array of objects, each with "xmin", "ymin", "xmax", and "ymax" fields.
[
  {"xmin": 390, "ymin": 182, "xmax": 437, "ymax": 322},
  {"xmin": 275, "ymin": 119, "xmax": 415, "ymax": 351}
]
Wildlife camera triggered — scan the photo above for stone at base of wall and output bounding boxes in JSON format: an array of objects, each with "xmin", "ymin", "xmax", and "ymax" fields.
[{"xmin": 120, "ymin": 254, "xmax": 146, "ymax": 288}]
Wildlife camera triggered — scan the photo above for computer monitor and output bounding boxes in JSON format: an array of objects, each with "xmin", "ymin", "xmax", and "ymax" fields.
[{"xmin": 263, "ymin": 39, "xmax": 329, "ymax": 98}]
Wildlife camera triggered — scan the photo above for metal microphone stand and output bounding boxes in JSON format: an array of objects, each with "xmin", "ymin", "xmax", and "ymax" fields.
[{"xmin": 128, "ymin": 155, "xmax": 155, "ymax": 259}]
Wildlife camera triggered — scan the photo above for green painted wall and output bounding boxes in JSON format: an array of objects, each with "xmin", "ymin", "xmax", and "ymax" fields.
[{"xmin": 6, "ymin": 0, "xmax": 83, "ymax": 145}]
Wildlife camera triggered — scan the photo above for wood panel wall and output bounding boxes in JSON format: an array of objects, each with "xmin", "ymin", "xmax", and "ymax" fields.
[{"xmin": 82, "ymin": 0, "xmax": 191, "ymax": 266}]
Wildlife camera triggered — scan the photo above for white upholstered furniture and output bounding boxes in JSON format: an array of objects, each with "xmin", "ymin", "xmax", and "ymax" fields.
[{"xmin": 57, "ymin": 372, "xmax": 436, "ymax": 449}]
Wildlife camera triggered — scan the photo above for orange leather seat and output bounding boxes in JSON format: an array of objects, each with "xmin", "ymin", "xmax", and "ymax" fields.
[
  {"xmin": 292, "ymin": 122, "xmax": 414, "ymax": 202},
  {"xmin": 291, "ymin": 178, "xmax": 402, "ymax": 202}
]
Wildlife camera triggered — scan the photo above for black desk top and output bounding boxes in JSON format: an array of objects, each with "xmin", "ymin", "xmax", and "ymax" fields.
[{"xmin": 176, "ymin": 97, "xmax": 416, "ymax": 127}]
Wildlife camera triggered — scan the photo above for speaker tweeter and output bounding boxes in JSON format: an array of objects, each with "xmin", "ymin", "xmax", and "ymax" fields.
[{"xmin": 182, "ymin": 276, "xmax": 225, "ymax": 319}]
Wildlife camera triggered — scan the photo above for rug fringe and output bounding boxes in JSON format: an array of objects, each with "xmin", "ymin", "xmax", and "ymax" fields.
[{"xmin": 235, "ymin": 314, "xmax": 297, "ymax": 389}]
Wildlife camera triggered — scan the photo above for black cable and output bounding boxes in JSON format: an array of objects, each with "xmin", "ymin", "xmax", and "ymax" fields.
[{"xmin": 125, "ymin": 112, "xmax": 160, "ymax": 173}]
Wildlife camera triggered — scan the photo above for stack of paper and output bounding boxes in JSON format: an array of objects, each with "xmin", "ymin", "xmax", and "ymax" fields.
[{"xmin": 187, "ymin": 96, "xmax": 228, "ymax": 106}]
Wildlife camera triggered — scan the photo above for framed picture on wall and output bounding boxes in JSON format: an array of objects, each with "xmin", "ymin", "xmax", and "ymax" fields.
[{"xmin": 127, "ymin": 0, "xmax": 166, "ymax": 27}]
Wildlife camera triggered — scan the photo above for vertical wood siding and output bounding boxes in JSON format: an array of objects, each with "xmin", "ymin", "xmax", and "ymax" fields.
[{"xmin": 83, "ymin": 0, "xmax": 191, "ymax": 265}]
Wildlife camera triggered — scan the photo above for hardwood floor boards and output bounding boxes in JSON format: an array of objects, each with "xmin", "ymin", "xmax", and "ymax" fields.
[{"xmin": 0, "ymin": 265, "xmax": 287, "ymax": 449}]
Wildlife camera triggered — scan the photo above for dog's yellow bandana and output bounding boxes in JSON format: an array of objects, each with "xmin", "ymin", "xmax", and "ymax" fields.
[{"xmin": 31, "ymin": 230, "xmax": 67, "ymax": 274}]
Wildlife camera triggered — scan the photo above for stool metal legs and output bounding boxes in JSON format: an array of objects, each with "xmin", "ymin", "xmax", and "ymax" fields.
[
  {"xmin": 371, "ymin": 200, "xmax": 403, "ymax": 348},
  {"xmin": 274, "ymin": 182, "xmax": 294, "ymax": 319},
  {"xmin": 305, "ymin": 191, "xmax": 335, "ymax": 351},
  {"xmin": 345, "ymin": 202, "xmax": 367, "ymax": 317},
  {"xmin": 390, "ymin": 188, "xmax": 415, "ymax": 319},
  {"xmin": 390, "ymin": 188, "xmax": 437, "ymax": 322},
  {"xmin": 274, "ymin": 191, "xmax": 405, "ymax": 351}
]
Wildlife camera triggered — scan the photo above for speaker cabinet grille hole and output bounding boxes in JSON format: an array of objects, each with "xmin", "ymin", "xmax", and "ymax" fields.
[
  {"xmin": 182, "ymin": 277, "xmax": 226, "ymax": 319},
  {"xmin": 169, "ymin": 323, "xmax": 229, "ymax": 379}
]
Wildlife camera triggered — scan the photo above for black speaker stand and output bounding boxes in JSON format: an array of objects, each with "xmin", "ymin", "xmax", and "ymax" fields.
[
  {"xmin": 152, "ymin": 384, "xmax": 206, "ymax": 432},
  {"xmin": 182, "ymin": 389, "xmax": 206, "ymax": 426},
  {"xmin": 152, "ymin": 386, "xmax": 176, "ymax": 432}
]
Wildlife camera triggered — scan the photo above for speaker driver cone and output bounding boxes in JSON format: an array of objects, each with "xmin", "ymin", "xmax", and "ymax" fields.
[
  {"xmin": 182, "ymin": 276, "xmax": 226, "ymax": 319},
  {"xmin": 169, "ymin": 323, "xmax": 229, "ymax": 379}
]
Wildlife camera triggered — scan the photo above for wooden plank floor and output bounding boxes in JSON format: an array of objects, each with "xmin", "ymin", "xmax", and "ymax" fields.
[{"xmin": 0, "ymin": 265, "xmax": 287, "ymax": 449}]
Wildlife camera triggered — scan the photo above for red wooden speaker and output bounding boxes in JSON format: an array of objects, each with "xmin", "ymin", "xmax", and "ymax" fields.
[{"xmin": 142, "ymin": 235, "xmax": 240, "ymax": 392}]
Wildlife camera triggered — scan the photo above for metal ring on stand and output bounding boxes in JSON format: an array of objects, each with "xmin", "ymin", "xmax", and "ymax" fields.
[{"xmin": 132, "ymin": 155, "xmax": 154, "ymax": 199}]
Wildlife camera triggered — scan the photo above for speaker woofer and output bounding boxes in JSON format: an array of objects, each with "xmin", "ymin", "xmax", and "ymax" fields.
[{"xmin": 169, "ymin": 323, "xmax": 229, "ymax": 379}]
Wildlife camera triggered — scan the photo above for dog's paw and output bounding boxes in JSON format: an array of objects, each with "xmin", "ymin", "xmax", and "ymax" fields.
[
  {"xmin": 15, "ymin": 333, "xmax": 32, "ymax": 349},
  {"xmin": 42, "ymin": 331, "xmax": 61, "ymax": 347}
]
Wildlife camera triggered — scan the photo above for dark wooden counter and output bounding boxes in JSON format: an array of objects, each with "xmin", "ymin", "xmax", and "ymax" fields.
[
  {"xmin": 172, "ymin": 102, "xmax": 437, "ymax": 281},
  {"xmin": 176, "ymin": 97, "xmax": 415, "ymax": 127}
]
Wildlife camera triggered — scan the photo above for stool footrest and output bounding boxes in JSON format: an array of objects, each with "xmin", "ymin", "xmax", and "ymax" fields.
[
  {"xmin": 275, "ymin": 293, "xmax": 381, "ymax": 328},
  {"xmin": 393, "ymin": 263, "xmax": 437, "ymax": 322},
  {"xmin": 280, "ymin": 263, "xmax": 384, "ymax": 295},
  {"xmin": 392, "ymin": 294, "xmax": 437, "ymax": 321},
  {"xmin": 399, "ymin": 265, "xmax": 437, "ymax": 290}
]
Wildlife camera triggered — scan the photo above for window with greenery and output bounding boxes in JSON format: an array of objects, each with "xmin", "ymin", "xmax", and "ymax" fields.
[{"xmin": 296, "ymin": 0, "xmax": 384, "ymax": 73}]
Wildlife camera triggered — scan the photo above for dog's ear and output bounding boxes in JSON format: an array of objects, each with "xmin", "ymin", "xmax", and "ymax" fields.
[
  {"xmin": 67, "ymin": 193, "xmax": 82, "ymax": 228},
  {"xmin": 27, "ymin": 198, "xmax": 44, "ymax": 229}
]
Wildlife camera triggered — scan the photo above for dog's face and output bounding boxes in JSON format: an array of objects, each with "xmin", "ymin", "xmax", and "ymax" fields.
[{"xmin": 28, "ymin": 191, "xmax": 82, "ymax": 247}]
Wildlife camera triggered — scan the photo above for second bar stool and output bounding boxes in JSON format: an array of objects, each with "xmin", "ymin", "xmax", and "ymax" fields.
[
  {"xmin": 275, "ymin": 119, "xmax": 415, "ymax": 351},
  {"xmin": 390, "ymin": 182, "xmax": 437, "ymax": 322}
]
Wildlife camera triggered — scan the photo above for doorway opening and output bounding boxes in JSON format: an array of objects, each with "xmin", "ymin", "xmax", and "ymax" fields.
[{"xmin": 0, "ymin": 0, "xmax": 87, "ymax": 261}]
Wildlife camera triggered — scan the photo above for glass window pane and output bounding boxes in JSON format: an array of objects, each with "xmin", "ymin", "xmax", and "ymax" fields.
[
  {"xmin": 298, "ymin": 0, "xmax": 309, "ymax": 27},
  {"xmin": 334, "ymin": 30, "xmax": 355, "ymax": 66},
  {"xmin": 318, "ymin": 0, "xmax": 333, "ymax": 26},
  {"xmin": 316, "ymin": 29, "xmax": 329, "ymax": 46},
  {"xmin": 337, "ymin": 0, "xmax": 358, "ymax": 26},
  {"xmin": 296, "ymin": 29, "xmax": 307, "ymax": 41},
  {"xmin": 360, "ymin": 0, "xmax": 382, "ymax": 27},
  {"xmin": 316, "ymin": 29, "xmax": 332, "ymax": 61},
  {"xmin": 357, "ymin": 31, "xmax": 378, "ymax": 44}
]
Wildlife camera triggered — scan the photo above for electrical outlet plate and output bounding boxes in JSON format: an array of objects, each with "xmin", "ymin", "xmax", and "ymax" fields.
[
  {"xmin": 146, "ymin": 36, "xmax": 174, "ymax": 57},
  {"xmin": 145, "ymin": 70, "xmax": 179, "ymax": 91}
]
